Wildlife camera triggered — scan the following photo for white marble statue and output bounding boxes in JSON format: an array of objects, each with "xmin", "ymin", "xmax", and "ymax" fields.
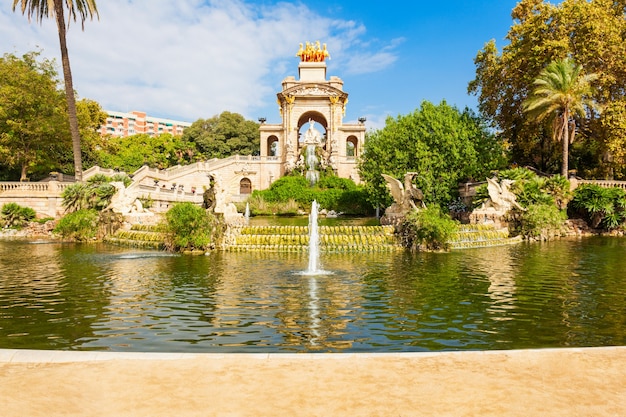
[
  {"xmin": 208, "ymin": 172, "xmax": 228, "ymax": 214},
  {"xmin": 106, "ymin": 182, "xmax": 147, "ymax": 214},
  {"xmin": 482, "ymin": 177, "xmax": 523, "ymax": 212},
  {"xmin": 304, "ymin": 119, "xmax": 323, "ymax": 145}
]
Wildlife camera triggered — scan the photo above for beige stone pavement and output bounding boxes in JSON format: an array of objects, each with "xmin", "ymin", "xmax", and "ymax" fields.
[{"xmin": 1, "ymin": 347, "xmax": 625, "ymax": 417}]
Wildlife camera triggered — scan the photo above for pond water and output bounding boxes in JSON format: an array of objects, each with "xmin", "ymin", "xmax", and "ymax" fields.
[{"xmin": 0, "ymin": 237, "xmax": 624, "ymax": 353}]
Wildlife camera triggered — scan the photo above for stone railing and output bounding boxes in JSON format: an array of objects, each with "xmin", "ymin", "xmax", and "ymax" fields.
[{"xmin": 0, "ymin": 181, "xmax": 72, "ymax": 193}]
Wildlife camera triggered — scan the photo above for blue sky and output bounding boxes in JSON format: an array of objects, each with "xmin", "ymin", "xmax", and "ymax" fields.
[{"xmin": 0, "ymin": 0, "xmax": 520, "ymax": 130}]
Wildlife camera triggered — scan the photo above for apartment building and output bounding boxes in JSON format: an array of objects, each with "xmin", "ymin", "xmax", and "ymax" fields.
[{"xmin": 100, "ymin": 110, "xmax": 192, "ymax": 138}]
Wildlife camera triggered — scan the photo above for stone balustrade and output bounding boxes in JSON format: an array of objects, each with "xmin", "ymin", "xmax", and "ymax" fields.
[
  {"xmin": 0, "ymin": 178, "xmax": 204, "ymax": 218},
  {"xmin": 0, "ymin": 181, "xmax": 70, "ymax": 217}
]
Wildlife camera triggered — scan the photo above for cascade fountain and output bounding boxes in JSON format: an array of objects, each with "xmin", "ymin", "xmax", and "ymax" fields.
[
  {"xmin": 302, "ymin": 119, "xmax": 322, "ymax": 186},
  {"xmin": 244, "ymin": 202, "xmax": 250, "ymax": 225},
  {"xmin": 305, "ymin": 144, "xmax": 320, "ymax": 186}
]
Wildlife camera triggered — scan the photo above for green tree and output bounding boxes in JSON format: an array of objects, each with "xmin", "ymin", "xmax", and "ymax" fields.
[
  {"xmin": 183, "ymin": 111, "xmax": 260, "ymax": 159},
  {"xmin": 359, "ymin": 101, "xmax": 507, "ymax": 209},
  {"xmin": 523, "ymin": 58, "xmax": 599, "ymax": 177},
  {"xmin": 13, "ymin": 0, "xmax": 99, "ymax": 182},
  {"xmin": 75, "ymin": 98, "xmax": 107, "ymax": 170},
  {"xmin": 0, "ymin": 51, "xmax": 69, "ymax": 181},
  {"xmin": 97, "ymin": 133, "xmax": 196, "ymax": 173},
  {"xmin": 469, "ymin": 0, "xmax": 626, "ymax": 177}
]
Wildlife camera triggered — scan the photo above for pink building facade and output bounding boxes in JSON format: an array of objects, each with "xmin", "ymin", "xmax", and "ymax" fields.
[{"xmin": 100, "ymin": 110, "xmax": 191, "ymax": 138}]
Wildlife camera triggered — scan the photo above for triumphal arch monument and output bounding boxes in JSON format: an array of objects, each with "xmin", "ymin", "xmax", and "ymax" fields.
[{"xmin": 259, "ymin": 41, "xmax": 366, "ymax": 183}]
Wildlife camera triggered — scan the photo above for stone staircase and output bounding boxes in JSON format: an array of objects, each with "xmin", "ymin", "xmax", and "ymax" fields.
[
  {"xmin": 224, "ymin": 225, "xmax": 403, "ymax": 252},
  {"xmin": 448, "ymin": 224, "xmax": 522, "ymax": 250},
  {"xmin": 104, "ymin": 224, "xmax": 167, "ymax": 250}
]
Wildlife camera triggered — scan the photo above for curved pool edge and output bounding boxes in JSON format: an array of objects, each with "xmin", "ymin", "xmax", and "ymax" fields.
[{"xmin": 1, "ymin": 345, "xmax": 625, "ymax": 362}]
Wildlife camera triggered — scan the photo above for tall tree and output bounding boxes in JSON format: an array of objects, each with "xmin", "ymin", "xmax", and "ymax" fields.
[
  {"xmin": 0, "ymin": 51, "xmax": 69, "ymax": 180},
  {"xmin": 523, "ymin": 58, "xmax": 598, "ymax": 177},
  {"xmin": 469, "ymin": 0, "xmax": 626, "ymax": 177},
  {"xmin": 359, "ymin": 101, "xmax": 507, "ymax": 209},
  {"xmin": 97, "ymin": 133, "xmax": 196, "ymax": 173},
  {"xmin": 182, "ymin": 111, "xmax": 260, "ymax": 159},
  {"xmin": 12, "ymin": 0, "xmax": 99, "ymax": 182}
]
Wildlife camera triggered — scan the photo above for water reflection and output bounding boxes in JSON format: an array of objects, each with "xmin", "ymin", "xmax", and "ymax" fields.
[
  {"xmin": 308, "ymin": 277, "xmax": 320, "ymax": 345},
  {"xmin": 469, "ymin": 245, "xmax": 518, "ymax": 319},
  {"xmin": 0, "ymin": 238, "xmax": 625, "ymax": 352}
]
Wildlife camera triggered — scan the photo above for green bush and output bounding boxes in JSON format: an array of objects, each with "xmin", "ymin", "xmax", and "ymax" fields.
[
  {"xmin": 316, "ymin": 175, "xmax": 356, "ymax": 190},
  {"xmin": 508, "ymin": 204, "xmax": 566, "ymax": 240},
  {"xmin": 399, "ymin": 206, "xmax": 459, "ymax": 251},
  {"xmin": 259, "ymin": 175, "xmax": 310, "ymax": 203},
  {"xmin": 252, "ymin": 173, "xmax": 374, "ymax": 215},
  {"xmin": 570, "ymin": 184, "xmax": 626, "ymax": 229},
  {"xmin": 53, "ymin": 209, "xmax": 99, "ymax": 241},
  {"xmin": 510, "ymin": 176, "xmax": 554, "ymax": 207},
  {"xmin": 497, "ymin": 167, "xmax": 537, "ymax": 181},
  {"xmin": 335, "ymin": 188, "xmax": 375, "ymax": 215},
  {"xmin": 543, "ymin": 175, "xmax": 572, "ymax": 209},
  {"xmin": 1, "ymin": 203, "xmax": 36, "ymax": 229},
  {"xmin": 165, "ymin": 203, "xmax": 215, "ymax": 252}
]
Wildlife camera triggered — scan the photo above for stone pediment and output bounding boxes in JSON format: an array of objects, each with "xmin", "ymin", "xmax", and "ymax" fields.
[{"xmin": 279, "ymin": 84, "xmax": 347, "ymax": 99}]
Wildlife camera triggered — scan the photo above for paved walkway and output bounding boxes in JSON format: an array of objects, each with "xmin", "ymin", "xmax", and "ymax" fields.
[{"xmin": 1, "ymin": 347, "xmax": 625, "ymax": 416}]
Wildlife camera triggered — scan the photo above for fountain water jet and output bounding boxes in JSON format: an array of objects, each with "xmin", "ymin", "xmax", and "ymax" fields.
[
  {"xmin": 302, "ymin": 200, "xmax": 331, "ymax": 275},
  {"xmin": 307, "ymin": 200, "xmax": 320, "ymax": 273}
]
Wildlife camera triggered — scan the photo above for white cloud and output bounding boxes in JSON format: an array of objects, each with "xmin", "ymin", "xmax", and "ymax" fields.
[{"xmin": 1, "ymin": 0, "xmax": 399, "ymax": 123}]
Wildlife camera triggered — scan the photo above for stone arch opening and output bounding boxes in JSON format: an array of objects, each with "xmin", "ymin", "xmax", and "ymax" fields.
[
  {"xmin": 297, "ymin": 111, "xmax": 327, "ymax": 151},
  {"xmin": 267, "ymin": 135, "xmax": 279, "ymax": 157},
  {"xmin": 346, "ymin": 135, "xmax": 358, "ymax": 157},
  {"xmin": 239, "ymin": 178, "xmax": 252, "ymax": 194}
]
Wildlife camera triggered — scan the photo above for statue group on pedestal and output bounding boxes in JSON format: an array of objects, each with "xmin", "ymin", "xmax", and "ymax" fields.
[
  {"xmin": 380, "ymin": 172, "xmax": 425, "ymax": 225},
  {"xmin": 296, "ymin": 41, "xmax": 330, "ymax": 62}
]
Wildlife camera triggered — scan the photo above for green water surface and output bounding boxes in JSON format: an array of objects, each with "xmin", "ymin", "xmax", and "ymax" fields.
[{"xmin": 0, "ymin": 237, "xmax": 624, "ymax": 352}]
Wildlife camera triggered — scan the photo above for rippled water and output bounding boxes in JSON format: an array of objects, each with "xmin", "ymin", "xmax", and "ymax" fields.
[{"xmin": 0, "ymin": 238, "xmax": 624, "ymax": 352}]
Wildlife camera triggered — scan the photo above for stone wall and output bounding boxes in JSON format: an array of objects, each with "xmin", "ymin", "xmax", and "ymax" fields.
[{"xmin": 0, "ymin": 181, "xmax": 70, "ymax": 218}]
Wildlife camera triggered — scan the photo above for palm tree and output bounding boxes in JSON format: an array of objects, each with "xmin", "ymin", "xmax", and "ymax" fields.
[
  {"xmin": 523, "ymin": 57, "xmax": 599, "ymax": 177},
  {"xmin": 12, "ymin": 0, "xmax": 99, "ymax": 182}
]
